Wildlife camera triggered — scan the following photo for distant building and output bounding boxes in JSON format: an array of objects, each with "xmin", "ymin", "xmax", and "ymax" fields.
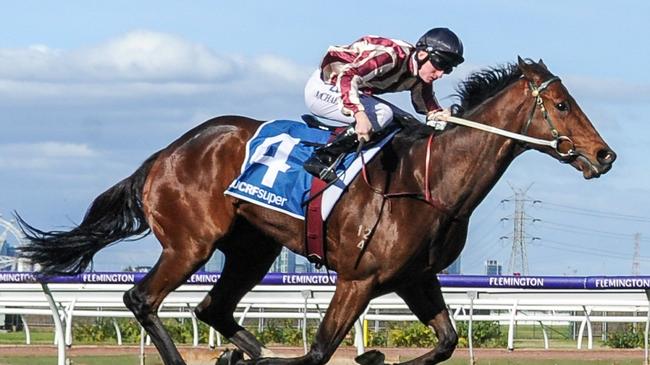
[
  {"xmin": 294, "ymin": 261, "xmax": 311, "ymax": 273},
  {"xmin": 0, "ymin": 237, "xmax": 17, "ymax": 272},
  {"xmin": 0, "ymin": 216, "xmax": 32, "ymax": 272},
  {"xmin": 201, "ymin": 247, "xmax": 326, "ymax": 274},
  {"xmin": 485, "ymin": 260, "xmax": 503, "ymax": 276},
  {"xmin": 271, "ymin": 247, "xmax": 296, "ymax": 273},
  {"xmin": 0, "ymin": 241, "xmax": 16, "ymax": 256}
]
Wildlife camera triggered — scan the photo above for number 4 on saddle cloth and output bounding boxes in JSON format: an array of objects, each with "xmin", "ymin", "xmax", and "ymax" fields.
[
  {"xmin": 224, "ymin": 119, "xmax": 398, "ymax": 266},
  {"xmin": 225, "ymin": 119, "xmax": 398, "ymax": 219}
]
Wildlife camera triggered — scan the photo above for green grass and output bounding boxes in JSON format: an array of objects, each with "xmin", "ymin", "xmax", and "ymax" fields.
[
  {"xmin": 0, "ymin": 354, "xmax": 163, "ymax": 365},
  {"xmin": 506, "ymin": 324, "xmax": 611, "ymax": 350},
  {"xmin": 0, "ymin": 330, "xmax": 54, "ymax": 345},
  {"xmin": 509, "ymin": 324, "xmax": 572, "ymax": 339}
]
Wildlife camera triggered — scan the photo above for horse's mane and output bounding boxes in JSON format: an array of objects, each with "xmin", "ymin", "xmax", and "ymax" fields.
[
  {"xmin": 451, "ymin": 62, "xmax": 522, "ymax": 117},
  {"xmin": 395, "ymin": 62, "xmax": 522, "ymax": 143}
]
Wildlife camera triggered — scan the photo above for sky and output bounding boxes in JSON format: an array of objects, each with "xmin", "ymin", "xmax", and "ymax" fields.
[{"xmin": 1, "ymin": 1, "xmax": 649, "ymax": 276}]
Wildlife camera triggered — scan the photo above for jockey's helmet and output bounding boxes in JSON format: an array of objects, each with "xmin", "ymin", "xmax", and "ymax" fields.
[{"xmin": 415, "ymin": 28, "xmax": 464, "ymax": 74}]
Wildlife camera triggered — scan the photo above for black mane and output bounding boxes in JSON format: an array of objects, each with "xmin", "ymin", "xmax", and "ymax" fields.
[
  {"xmin": 451, "ymin": 62, "xmax": 522, "ymax": 117},
  {"xmin": 395, "ymin": 62, "xmax": 522, "ymax": 142}
]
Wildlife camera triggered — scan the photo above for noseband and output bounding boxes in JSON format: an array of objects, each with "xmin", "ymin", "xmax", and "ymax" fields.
[{"xmin": 521, "ymin": 76, "xmax": 576, "ymax": 159}]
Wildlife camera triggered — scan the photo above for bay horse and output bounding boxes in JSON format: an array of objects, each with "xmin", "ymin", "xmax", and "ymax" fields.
[{"xmin": 18, "ymin": 58, "xmax": 615, "ymax": 365}]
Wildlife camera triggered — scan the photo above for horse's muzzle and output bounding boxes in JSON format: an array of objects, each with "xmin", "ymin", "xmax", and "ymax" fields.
[
  {"xmin": 597, "ymin": 148, "xmax": 617, "ymax": 166},
  {"xmin": 577, "ymin": 147, "xmax": 616, "ymax": 179}
]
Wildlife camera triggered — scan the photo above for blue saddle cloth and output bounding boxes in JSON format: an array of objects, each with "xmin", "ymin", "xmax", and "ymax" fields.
[{"xmin": 224, "ymin": 119, "xmax": 397, "ymax": 220}]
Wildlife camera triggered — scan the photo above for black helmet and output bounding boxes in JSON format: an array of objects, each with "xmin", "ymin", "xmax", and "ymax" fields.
[{"xmin": 415, "ymin": 28, "xmax": 464, "ymax": 74}]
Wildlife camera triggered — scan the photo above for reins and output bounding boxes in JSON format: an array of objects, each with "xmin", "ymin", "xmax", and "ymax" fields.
[
  {"xmin": 444, "ymin": 76, "xmax": 576, "ymax": 159},
  {"xmin": 351, "ymin": 73, "xmax": 581, "ymax": 267},
  {"xmin": 360, "ymin": 133, "xmax": 451, "ymax": 215},
  {"xmin": 353, "ymin": 133, "xmax": 451, "ymax": 265},
  {"xmin": 357, "ymin": 75, "xmax": 576, "ymax": 219}
]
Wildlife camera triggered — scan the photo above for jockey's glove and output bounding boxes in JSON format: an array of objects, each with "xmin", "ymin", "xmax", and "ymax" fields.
[{"xmin": 426, "ymin": 109, "xmax": 451, "ymax": 131}]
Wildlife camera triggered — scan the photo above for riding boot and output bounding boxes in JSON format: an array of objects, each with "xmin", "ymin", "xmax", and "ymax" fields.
[{"xmin": 304, "ymin": 127, "xmax": 359, "ymax": 183}]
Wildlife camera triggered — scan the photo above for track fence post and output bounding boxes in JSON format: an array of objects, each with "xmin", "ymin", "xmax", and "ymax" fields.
[
  {"xmin": 20, "ymin": 315, "xmax": 30, "ymax": 345},
  {"xmin": 64, "ymin": 299, "xmax": 76, "ymax": 347},
  {"xmin": 507, "ymin": 300, "xmax": 519, "ymax": 351},
  {"xmin": 187, "ymin": 303, "xmax": 199, "ymax": 347},
  {"xmin": 643, "ymin": 288, "xmax": 650, "ymax": 365},
  {"xmin": 577, "ymin": 306, "xmax": 593, "ymax": 349},
  {"xmin": 140, "ymin": 326, "xmax": 146, "ymax": 365},
  {"xmin": 301, "ymin": 290, "xmax": 312, "ymax": 354},
  {"xmin": 467, "ymin": 290, "xmax": 477, "ymax": 365},
  {"xmin": 537, "ymin": 321, "xmax": 549, "ymax": 349},
  {"xmin": 112, "ymin": 319, "xmax": 122, "ymax": 345},
  {"xmin": 41, "ymin": 283, "xmax": 66, "ymax": 365}
]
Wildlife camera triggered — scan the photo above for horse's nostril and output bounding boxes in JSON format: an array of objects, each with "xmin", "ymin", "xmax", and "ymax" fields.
[{"xmin": 597, "ymin": 149, "xmax": 617, "ymax": 164}]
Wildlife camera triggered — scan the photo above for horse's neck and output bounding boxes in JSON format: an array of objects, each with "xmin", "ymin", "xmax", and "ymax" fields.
[{"xmin": 437, "ymin": 81, "xmax": 529, "ymax": 215}]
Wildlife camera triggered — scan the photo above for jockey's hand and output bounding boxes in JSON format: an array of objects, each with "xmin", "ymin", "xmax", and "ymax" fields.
[
  {"xmin": 426, "ymin": 108, "xmax": 451, "ymax": 131},
  {"xmin": 354, "ymin": 111, "xmax": 373, "ymax": 142}
]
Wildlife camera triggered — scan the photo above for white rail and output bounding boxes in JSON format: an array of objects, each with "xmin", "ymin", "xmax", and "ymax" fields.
[{"xmin": 1, "ymin": 283, "xmax": 650, "ymax": 365}]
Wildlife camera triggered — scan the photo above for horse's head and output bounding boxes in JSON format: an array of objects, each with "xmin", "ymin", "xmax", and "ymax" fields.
[{"xmin": 516, "ymin": 57, "xmax": 616, "ymax": 179}]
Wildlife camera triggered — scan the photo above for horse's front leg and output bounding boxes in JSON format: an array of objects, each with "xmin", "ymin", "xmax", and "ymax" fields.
[
  {"xmin": 357, "ymin": 273, "xmax": 457, "ymax": 365},
  {"xmin": 236, "ymin": 278, "xmax": 375, "ymax": 365},
  {"xmin": 397, "ymin": 273, "xmax": 457, "ymax": 364}
]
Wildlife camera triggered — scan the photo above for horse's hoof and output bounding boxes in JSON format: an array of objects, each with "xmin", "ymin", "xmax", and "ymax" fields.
[
  {"xmin": 355, "ymin": 349, "xmax": 386, "ymax": 365},
  {"xmin": 216, "ymin": 349, "xmax": 244, "ymax": 365}
]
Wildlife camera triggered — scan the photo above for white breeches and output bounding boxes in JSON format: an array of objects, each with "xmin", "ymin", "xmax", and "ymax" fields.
[{"xmin": 304, "ymin": 69, "xmax": 394, "ymax": 130}]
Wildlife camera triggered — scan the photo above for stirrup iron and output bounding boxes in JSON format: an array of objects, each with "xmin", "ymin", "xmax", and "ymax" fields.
[{"xmin": 318, "ymin": 153, "xmax": 346, "ymax": 182}]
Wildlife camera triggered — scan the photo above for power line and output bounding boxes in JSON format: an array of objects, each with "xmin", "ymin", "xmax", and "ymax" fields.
[
  {"xmin": 537, "ymin": 220, "xmax": 650, "ymax": 242},
  {"xmin": 464, "ymin": 239, "xmax": 508, "ymax": 269},
  {"xmin": 467, "ymin": 195, "xmax": 648, "ymax": 274},
  {"xmin": 464, "ymin": 205, "xmax": 509, "ymax": 269},
  {"xmin": 534, "ymin": 201, "xmax": 650, "ymax": 223},
  {"xmin": 535, "ymin": 242, "xmax": 633, "ymax": 262},
  {"xmin": 538, "ymin": 238, "xmax": 650, "ymax": 262},
  {"xmin": 469, "ymin": 202, "xmax": 503, "ymax": 230}
]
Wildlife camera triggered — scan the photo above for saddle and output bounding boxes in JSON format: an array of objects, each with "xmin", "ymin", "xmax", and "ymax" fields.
[{"xmin": 301, "ymin": 114, "xmax": 340, "ymax": 132}]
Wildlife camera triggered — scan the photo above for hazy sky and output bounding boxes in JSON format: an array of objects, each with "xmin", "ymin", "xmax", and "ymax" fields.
[{"xmin": 1, "ymin": 1, "xmax": 649, "ymax": 275}]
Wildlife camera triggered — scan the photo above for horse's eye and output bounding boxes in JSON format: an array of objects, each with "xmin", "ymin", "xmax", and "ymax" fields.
[{"xmin": 555, "ymin": 101, "xmax": 569, "ymax": 112}]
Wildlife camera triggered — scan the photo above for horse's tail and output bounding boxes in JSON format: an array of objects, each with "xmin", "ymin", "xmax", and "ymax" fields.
[{"xmin": 17, "ymin": 152, "xmax": 161, "ymax": 276}]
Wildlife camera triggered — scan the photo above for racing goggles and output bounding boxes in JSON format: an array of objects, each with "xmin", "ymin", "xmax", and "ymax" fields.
[{"xmin": 429, "ymin": 50, "xmax": 464, "ymax": 74}]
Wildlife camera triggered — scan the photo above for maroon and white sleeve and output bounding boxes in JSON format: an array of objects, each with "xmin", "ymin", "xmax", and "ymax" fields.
[{"xmin": 335, "ymin": 49, "xmax": 396, "ymax": 115}]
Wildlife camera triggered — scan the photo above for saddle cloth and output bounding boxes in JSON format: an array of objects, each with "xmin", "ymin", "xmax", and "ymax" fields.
[{"xmin": 224, "ymin": 119, "xmax": 398, "ymax": 220}]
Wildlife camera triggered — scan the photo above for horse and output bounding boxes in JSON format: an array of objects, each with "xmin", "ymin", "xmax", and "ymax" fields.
[{"xmin": 17, "ymin": 57, "xmax": 616, "ymax": 365}]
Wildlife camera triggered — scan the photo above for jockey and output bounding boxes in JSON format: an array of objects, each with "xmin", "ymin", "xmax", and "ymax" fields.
[{"xmin": 303, "ymin": 27, "xmax": 464, "ymax": 182}]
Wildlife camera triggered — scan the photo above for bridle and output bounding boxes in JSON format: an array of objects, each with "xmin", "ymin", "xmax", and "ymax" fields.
[
  {"xmin": 444, "ymin": 75, "xmax": 578, "ymax": 159},
  {"xmin": 521, "ymin": 76, "xmax": 576, "ymax": 159},
  {"xmin": 357, "ymin": 74, "xmax": 581, "ymax": 217}
]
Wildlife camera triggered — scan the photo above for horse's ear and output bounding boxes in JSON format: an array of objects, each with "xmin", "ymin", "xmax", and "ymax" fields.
[
  {"xmin": 517, "ymin": 56, "xmax": 540, "ymax": 82},
  {"xmin": 538, "ymin": 58, "xmax": 548, "ymax": 70},
  {"xmin": 517, "ymin": 55, "xmax": 529, "ymax": 70}
]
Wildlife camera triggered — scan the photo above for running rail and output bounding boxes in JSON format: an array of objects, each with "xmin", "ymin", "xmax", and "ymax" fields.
[
  {"xmin": 3, "ymin": 273, "xmax": 650, "ymax": 365},
  {"xmin": 3, "ymin": 272, "xmax": 650, "ymax": 290}
]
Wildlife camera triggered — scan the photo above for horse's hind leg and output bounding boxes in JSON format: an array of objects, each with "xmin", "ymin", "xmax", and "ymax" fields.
[
  {"xmin": 124, "ymin": 240, "xmax": 217, "ymax": 365},
  {"xmin": 392, "ymin": 273, "xmax": 457, "ymax": 365},
  {"xmin": 195, "ymin": 230, "xmax": 281, "ymax": 358}
]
